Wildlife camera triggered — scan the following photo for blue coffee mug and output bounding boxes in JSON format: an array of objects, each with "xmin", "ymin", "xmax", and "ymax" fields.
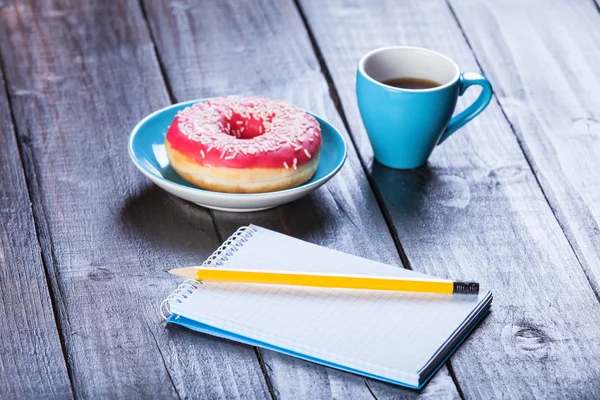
[{"xmin": 356, "ymin": 46, "xmax": 492, "ymax": 169}]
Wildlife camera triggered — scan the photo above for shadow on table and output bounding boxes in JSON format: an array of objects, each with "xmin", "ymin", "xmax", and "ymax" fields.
[
  {"xmin": 209, "ymin": 190, "xmax": 337, "ymax": 241},
  {"xmin": 119, "ymin": 183, "xmax": 334, "ymax": 256},
  {"xmin": 120, "ymin": 163, "xmax": 466, "ymax": 258},
  {"xmin": 119, "ymin": 184, "xmax": 219, "ymax": 257},
  {"xmin": 371, "ymin": 161, "xmax": 471, "ymax": 220},
  {"xmin": 371, "ymin": 162, "xmax": 432, "ymax": 214}
]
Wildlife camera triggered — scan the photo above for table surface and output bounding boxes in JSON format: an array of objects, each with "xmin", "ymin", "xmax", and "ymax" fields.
[{"xmin": 2, "ymin": 0, "xmax": 600, "ymax": 398}]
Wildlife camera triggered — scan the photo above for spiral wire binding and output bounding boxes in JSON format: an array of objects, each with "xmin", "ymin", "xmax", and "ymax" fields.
[{"xmin": 160, "ymin": 226, "xmax": 257, "ymax": 319}]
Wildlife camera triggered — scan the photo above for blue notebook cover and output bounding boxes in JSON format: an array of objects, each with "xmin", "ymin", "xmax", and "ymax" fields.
[{"xmin": 168, "ymin": 307, "xmax": 490, "ymax": 390}]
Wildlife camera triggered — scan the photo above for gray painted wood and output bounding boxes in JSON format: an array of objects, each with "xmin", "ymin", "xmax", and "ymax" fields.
[
  {"xmin": 141, "ymin": 0, "xmax": 459, "ymax": 397},
  {"xmin": 0, "ymin": 54, "xmax": 73, "ymax": 400},
  {"xmin": 298, "ymin": 0, "xmax": 600, "ymax": 397},
  {"xmin": 0, "ymin": 1, "xmax": 270, "ymax": 398},
  {"xmin": 449, "ymin": 0, "xmax": 600, "ymax": 307}
]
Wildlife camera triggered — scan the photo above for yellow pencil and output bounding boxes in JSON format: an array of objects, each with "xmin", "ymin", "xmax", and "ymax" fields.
[{"xmin": 168, "ymin": 267, "xmax": 479, "ymax": 295}]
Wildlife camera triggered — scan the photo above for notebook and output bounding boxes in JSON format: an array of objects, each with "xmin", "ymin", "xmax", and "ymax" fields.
[{"xmin": 161, "ymin": 225, "xmax": 492, "ymax": 389}]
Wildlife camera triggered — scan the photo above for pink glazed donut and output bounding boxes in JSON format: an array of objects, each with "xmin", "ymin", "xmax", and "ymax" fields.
[{"xmin": 165, "ymin": 96, "xmax": 322, "ymax": 193}]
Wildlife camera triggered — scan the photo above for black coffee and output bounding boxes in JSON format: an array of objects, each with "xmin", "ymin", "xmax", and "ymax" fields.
[{"xmin": 381, "ymin": 77, "xmax": 441, "ymax": 90}]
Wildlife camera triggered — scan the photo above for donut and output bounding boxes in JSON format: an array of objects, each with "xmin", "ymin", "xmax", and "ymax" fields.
[{"xmin": 165, "ymin": 96, "xmax": 322, "ymax": 194}]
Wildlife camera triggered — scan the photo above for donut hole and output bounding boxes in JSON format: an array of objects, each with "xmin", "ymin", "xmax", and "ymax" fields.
[{"xmin": 225, "ymin": 114, "xmax": 268, "ymax": 139}]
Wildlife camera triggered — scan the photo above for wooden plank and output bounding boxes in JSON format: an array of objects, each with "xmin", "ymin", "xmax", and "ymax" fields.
[
  {"xmin": 298, "ymin": 0, "xmax": 600, "ymax": 397},
  {"xmin": 0, "ymin": 1, "xmax": 270, "ymax": 398},
  {"xmin": 141, "ymin": 0, "xmax": 460, "ymax": 397},
  {"xmin": 0, "ymin": 54, "xmax": 73, "ymax": 400},
  {"xmin": 448, "ymin": 0, "xmax": 600, "ymax": 306}
]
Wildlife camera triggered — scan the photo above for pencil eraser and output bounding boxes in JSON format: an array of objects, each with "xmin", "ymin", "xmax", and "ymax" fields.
[{"xmin": 453, "ymin": 281, "xmax": 480, "ymax": 295}]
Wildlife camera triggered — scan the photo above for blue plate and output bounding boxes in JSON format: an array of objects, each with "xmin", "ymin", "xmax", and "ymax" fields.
[{"xmin": 128, "ymin": 99, "xmax": 347, "ymax": 212}]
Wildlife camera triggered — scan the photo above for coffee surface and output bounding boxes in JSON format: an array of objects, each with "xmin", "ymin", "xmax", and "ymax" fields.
[{"xmin": 381, "ymin": 77, "xmax": 441, "ymax": 89}]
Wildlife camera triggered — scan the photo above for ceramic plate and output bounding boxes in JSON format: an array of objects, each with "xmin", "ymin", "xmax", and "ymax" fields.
[{"xmin": 128, "ymin": 99, "xmax": 347, "ymax": 212}]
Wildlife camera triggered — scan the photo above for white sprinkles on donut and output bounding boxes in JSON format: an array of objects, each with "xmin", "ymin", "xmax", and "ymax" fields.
[{"xmin": 174, "ymin": 96, "xmax": 321, "ymax": 169}]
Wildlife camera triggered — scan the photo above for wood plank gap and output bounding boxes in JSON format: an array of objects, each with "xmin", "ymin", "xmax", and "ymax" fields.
[
  {"xmin": 362, "ymin": 378, "xmax": 378, "ymax": 400},
  {"xmin": 445, "ymin": 0, "xmax": 600, "ymax": 303},
  {"xmin": 0, "ymin": 51, "xmax": 76, "ymax": 400},
  {"xmin": 136, "ymin": 5, "xmax": 280, "ymax": 396},
  {"xmin": 253, "ymin": 348, "xmax": 277, "ymax": 400},
  {"xmin": 209, "ymin": 209, "xmax": 224, "ymax": 243},
  {"xmin": 147, "ymin": 323, "xmax": 181, "ymax": 400},
  {"xmin": 136, "ymin": 0, "xmax": 228, "ymax": 268},
  {"xmin": 135, "ymin": 2, "xmax": 278, "ymax": 397},
  {"xmin": 137, "ymin": 0, "xmax": 177, "ymax": 104},
  {"xmin": 294, "ymin": 1, "xmax": 466, "ymax": 395},
  {"xmin": 209, "ymin": 210, "xmax": 278, "ymax": 400},
  {"xmin": 293, "ymin": 0, "xmax": 413, "ymax": 271},
  {"xmin": 137, "ymin": 0, "xmax": 309, "ymax": 395},
  {"xmin": 444, "ymin": 362, "xmax": 466, "ymax": 400},
  {"xmin": 137, "ymin": 4, "xmax": 278, "ymax": 394}
]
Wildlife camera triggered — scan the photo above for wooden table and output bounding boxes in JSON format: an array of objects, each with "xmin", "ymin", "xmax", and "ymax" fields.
[{"xmin": 2, "ymin": 0, "xmax": 600, "ymax": 398}]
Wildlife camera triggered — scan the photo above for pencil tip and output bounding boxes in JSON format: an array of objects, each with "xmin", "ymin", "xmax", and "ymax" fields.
[{"xmin": 169, "ymin": 267, "xmax": 200, "ymax": 280}]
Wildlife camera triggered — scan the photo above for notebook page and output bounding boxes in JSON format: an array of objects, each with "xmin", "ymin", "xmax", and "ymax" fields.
[{"xmin": 170, "ymin": 225, "xmax": 487, "ymax": 384}]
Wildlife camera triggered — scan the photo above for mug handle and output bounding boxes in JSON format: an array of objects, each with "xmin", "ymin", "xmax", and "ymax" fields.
[{"xmin": 437, "ymin": 72, "xmax": 493, "ymax": 144}]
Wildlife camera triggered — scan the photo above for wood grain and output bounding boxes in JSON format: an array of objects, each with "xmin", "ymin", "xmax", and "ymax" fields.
[
  {"xmin": 0, "ymin": 52, "xmax": 73, "ymax": 400},
  {"xmin": 448, "ymin": 0, "xmax": 600, "ymax": 307},
  {"xmin": 298, "ymin": 0, "xmax": 600, "ymax": 397},
  {"xmin": 0, "ymin": 1, "xmax": 270, "ymax": 398},
  {"xmin": 141, "ymin": 0, "xmax": 459, "ymax": 397}
]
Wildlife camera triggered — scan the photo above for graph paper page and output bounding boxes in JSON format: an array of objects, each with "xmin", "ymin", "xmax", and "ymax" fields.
[{"xmin": 170, "ymin": 225, "xmax": 488, "ymax": 384}]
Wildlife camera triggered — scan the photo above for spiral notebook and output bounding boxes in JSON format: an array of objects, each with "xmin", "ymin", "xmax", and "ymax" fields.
[{"xmin": 161, "ymin": 225, "xmax": 492, "ymax": 389}]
